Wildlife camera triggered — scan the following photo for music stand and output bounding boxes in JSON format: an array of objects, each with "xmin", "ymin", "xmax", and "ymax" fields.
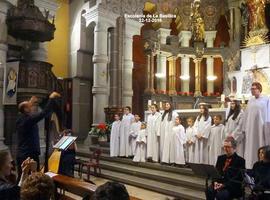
[
  {"xmin": 188, "ymin": 163, "xmax": 222, "ymax": 191},
  {"xmin": 53, "ymin": 136, "xmax": 77, "ymax": 151}
]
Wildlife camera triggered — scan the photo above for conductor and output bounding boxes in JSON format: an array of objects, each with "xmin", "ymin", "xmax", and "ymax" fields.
[
  {"xmin": 16, "ymin": 92, "xmax": 61, "ymax": 179},
  {"xmin": 206, "ymin": 136, "xmax": 245, "ymax": 200}
]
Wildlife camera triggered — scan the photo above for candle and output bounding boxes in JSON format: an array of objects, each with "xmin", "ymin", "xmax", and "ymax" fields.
[
  {"xmin": 221, "ymin": 94, "xmax": 225, "ymax": 102},
  {"xmin": 242, "ymin": 95, "xmax": 245, "ymax": 104},
  {"xmin": 148, "ymin": 100, "xmax": 152, "ymax": 106},
  {"xmin": 159, "ymin": 102, "xmax": 163, "ymax": 109},
  {"xmin": 153, "ymin": 101, "xmax": 156, "ymax": 105}
]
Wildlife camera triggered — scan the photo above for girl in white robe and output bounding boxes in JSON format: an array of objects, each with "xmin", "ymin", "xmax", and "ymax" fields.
[
  {"xmin": 119, "ymin": 106, "xmax": 134, "ymax": 157},
  {"xmin": 224, "ymin": 100, "xmax": 244, "ymax": 157},
  {"xmin": 133, "ymin": 123, "xmax": 147, "ymax": 162},
  {"xmin": 170, "ymin": 116, "xmax": 186, "ymax": 165},
  {"xmin": 129, "ymin": 114, "xmax": 141, "ymax": 156},
  {"xmin": 110, "ymin": 114, "xmax": 121, "ymax": 157},
  {"xmin": 146, "ymin": 104, "xmax": 161, "ymax": 162},
  {"xmin": 160, "ymin": 102, "xmax": 178, "ymax": 163},
  {"xmin": 194, "ymin": 105, "xmax": 212, "ymax": 164},
  {"xmin": 208, "ymin": 115, "xmax": 225, "ymax": 165},
  {"xmin": 185, "ymin": 117, "xmax": 196, "ymax": 163}
]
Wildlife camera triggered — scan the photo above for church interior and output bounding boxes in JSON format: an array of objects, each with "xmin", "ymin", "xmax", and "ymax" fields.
[{"xmin": 1, "ymin": 0, "xmax": 270, "ymax": 199}]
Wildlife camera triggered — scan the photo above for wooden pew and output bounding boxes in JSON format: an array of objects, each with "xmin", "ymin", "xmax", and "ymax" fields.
[{"xmin": 51, "ymin": 174, "xmax": 97, "ymax": 199}]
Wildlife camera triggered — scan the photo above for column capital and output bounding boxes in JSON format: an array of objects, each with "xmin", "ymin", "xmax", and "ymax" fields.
[
  {"xmin": 125, "ymin": 18, "xmax": 143, "ymax": 36},
  {"xmin": 157, "ymin": 28, "xmax": 171, "ymax": 44},
  {"xmin": 205, "ymin": 31, "xmax": 217, "ymax": 48},
  {"xmin": 178, "ymin": 31, "xmax": 192, "ymax": 47}
]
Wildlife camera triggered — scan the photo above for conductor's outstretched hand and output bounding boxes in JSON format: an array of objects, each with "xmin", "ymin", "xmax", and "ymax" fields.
[{"xmin": 49, "ymin": 91, "xmax": 61, "ymax": 99}]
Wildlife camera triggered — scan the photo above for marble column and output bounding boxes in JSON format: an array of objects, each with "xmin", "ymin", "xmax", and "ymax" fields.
[
  {"xmin": 122, "ymin": 19, "xmax": 142, "ymax": 106},
  {"xmin": 168, "ymin": 56, "xmax": 177, "ymax": 95},
  {"xmin": 92, "ymin": 21, "xmax": 109, "ymax": 124},
  {"xmin": 144, "ymin": 53, "xmax": 155, "ymax": 94},
  {"xmin": 179, "ymin": 31, "xmax": 192, "ymax": 92},
  {"xmin": 194, "ymin": 57, "xmax": 203, "ymax": 97},
  {"xmin": 205, "ymin": 31, "xmax": 217, "ymax": 94},
  {"xmin": 156, "ymin": 28, "xmax": 170, "ymax": 91},
  {"xmin": 0, "ymin": 0, "xmax": 14, "ymax": 150}
]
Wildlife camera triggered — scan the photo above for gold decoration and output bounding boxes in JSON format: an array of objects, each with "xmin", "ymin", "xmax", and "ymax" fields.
[
  {"xmin": 190, "ymin": 0, "xmax": 205, "ymax": 42},
  {"xmin": 243, "ymin": 31, "xmax": 268, "ymax": 47},
  {"xmin": 246, "ymin": 0, "xmax": 267, "ymax": 31}
]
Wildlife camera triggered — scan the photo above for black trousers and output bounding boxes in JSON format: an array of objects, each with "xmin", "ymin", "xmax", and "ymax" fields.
[
  {"xmin": 16, "ymin": 154, "xmax": 40, "ymax": 182},
  {"xmin": 206, "ymin": 185, "xmax": 232, "ymax": 200}
]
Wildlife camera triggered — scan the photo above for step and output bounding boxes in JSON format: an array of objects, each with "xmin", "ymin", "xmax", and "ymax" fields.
[
  {"xmin": 92, "ymin": 169, "xmax": 206, "ymax": 200},
  {"xmin": 99, "ymin": 160, "xmax": 205, "ymax": 191},
  {"xmin": 77, "ymin": 150, "xmax": 195, "ymax": 176}
]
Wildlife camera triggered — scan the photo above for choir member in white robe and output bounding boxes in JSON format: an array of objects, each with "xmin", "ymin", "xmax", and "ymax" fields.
[
  {"xmin": 194, "ymin": 105, "xmax": 212, "ymax": 164},
  {"xmin": 133, "ymin": 123, "xmax": 147, "ymax": 162},
  {"xmin": 224, "ymin": 100, "xmax": 244, "ymax": 157},
  {"xmin": 243, "ymin": 82, "xmax": 270, "ymax": 169},
  {"xmin": 185, "ymin": 117, "xmax": 196, "ymax": 163},
  {"xmin": 170, "ymin": 116, "xmax": 186, "ymax": 165},
  {"xmin": 146, "ymin": 104, "xmax": 161, "ymax": 162},
  {"xmin": 129, "ymin": 114, "xmax": 141, "ymax": 156},
  {"xmin": 160, "ymin": 102, "xmax": 178, "ymax": 163},
  {"xmin": 119, "ymin": 106, "xmax": 134, "ymax": 157},
  {"xmin": 208, "ymin": 115, "xmax": 225, "ymax": 165},
  {"xmin": 110, "ymin": 114, "xmax": 121, "ymax": 157}
]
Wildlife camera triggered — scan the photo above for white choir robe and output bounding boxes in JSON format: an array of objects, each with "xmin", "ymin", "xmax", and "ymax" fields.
[
  {"xmin": 146, "ymin": 112, "xmax": 161, "ymax": 162},
  {"xmin": 243, "ymin": 96, "xmax": 270, "ymax": 169},
  {"xmin": 185, "ymin": 126, "xmax": 196, "ymax": 163},
  {"xmin": 119, "ymin": 113, "xmax": 134, "ymax": 157},
  {"xmin": 133, "ymin": 129, "xmax": 147, "ymax": 162},
  {"xmin": 170, "ymin": 125, "xmax": 186, "ymax": 164},
  {"xmin": 194, "ymin": 116, "xmax": 212, "ymax": 164},
  {"xmin": 110, "ymin": 120, "xmax": 121, "ymax": 157},
  {"xmin": 129, "ymin": 121, "xmax": 141, "ymax": 156},
  {"xmin": 224, "ymin": 110, "xmax": 244, "ymax": 157},
  {"xmin": 160, "ymin": 111, "xmax": 178, "ymax": 163},
  {"xmin": 208, "ymin": 124, "xmax": 225, "ymax": 165}
]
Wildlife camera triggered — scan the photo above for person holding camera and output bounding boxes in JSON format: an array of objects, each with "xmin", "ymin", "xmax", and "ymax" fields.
[
  {"xmin": 16, "ymin": 92, "xmax": 61, "ymax": 180},
  {"xmin": 0, "ymin": 150, "xmax": 37, "ymax": 200}
]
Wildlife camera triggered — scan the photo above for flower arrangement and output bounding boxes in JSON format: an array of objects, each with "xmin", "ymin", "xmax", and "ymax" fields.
[{"xmin": 89, "ymin": 123, "xmax": 112, "ymax": 138}]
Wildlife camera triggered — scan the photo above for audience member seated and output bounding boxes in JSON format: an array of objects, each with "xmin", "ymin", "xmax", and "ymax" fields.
[
  {"xmin": 91, "ymin": 181, "xmax": 129, "ymax": 200},
  {"xmin": 20, "ymin": 172, "xmax": 54, "ymax": 200},
  {"xmin": 250, "ymin": 146, "xmax": 270, "ymax": 200},
  {"xmin": 0, "ymin": 150, "xmax": 36, "ymax": 200},
  {"xmin": 206, "ymin": 136, "xmax": 245, "ymax": 200}
]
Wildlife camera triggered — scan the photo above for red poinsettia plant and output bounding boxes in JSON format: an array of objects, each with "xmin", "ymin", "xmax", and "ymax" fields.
[{"xmin": 89, "ymin": 122, "xmax": 112, "ymax": 138}]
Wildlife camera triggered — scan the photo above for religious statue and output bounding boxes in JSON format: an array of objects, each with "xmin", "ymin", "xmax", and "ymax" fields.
[
  {"xmin": 246, "ymin": 0, "xmax": 267, "ymax": 31},
  {"xmin": 190, "ymin": 0, "xmax": 205, "ymax": 42}
]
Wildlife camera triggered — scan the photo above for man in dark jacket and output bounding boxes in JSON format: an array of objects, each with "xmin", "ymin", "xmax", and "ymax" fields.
[
  {"xmin": 206, "ymin": 136, "xmax": 246, "ymax": 200},
  {"xmin": 16, "ymin": 92, "xmax": 60, "ymax": 179}
]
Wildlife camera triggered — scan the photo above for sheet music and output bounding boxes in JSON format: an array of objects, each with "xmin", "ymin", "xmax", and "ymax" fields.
[{"xmin": 53, "ymin": 136, "xmax": 77, "ymax": 150}]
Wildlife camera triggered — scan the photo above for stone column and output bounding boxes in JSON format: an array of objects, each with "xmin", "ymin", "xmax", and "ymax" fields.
[
  {"xmin": 144, "ymin": 53, "xmax": 155, "ymax": 94},
  {"xmin": 156, "ymin": 28, "xmax": 170, "ymax": 91},
  {"xmin": 194, "ymin": 57, "xmax": 203, "ymax": 97},
  {"xmin": 108, "ymin": 28, "xmax": 118, "ymax": 107},
  {"xmin": 30, "ymin": 42, "xmax": 48, "ymax": 62},
  {"xmin": 168, "ymin": 56, "xmax": 177, "ymax": 95},
  {"xmin": 205, "ymin": 31, "xmax": 217, "ymax": 94},
  {"xmin": 122, "ymin": 19, "xmax": 142, "ymax": 106},
  {"xmin": 179, "ymin": 31, "xmax": 192, "ymax": 92},
  {"xmin": 0, "ymin": 0, "xmax": 15, "ymax": 150},
  {"xmin": 92, "ymin": 21, "xmax": 109, "ymax": 124}
]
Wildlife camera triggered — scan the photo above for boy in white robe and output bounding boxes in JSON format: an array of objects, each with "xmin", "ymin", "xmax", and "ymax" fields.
[
  {"xmin": 170, "ymin": 116, "xmax": 186, "ymax": 165},
  {"xmin": 208, "ymin": 115, "xmax": 225, "ymax": 165},
  {"xmin": 129, "ymin": 114, "xmax": 141, "ymax": 156},
  {"xmin": 133, "ymin": 123, "xmax": 147, "ymax": 162},
  {"xmin": 119, "ymin": 106, "xmax": 134, "ymax": 157},
  {"xmin": 160, "ymin": 102, "xmax": 178, "ymax": 163},
  {"xmin": 110, "ymin": 114, "xmax": 121, "ymax": 157},
  {"xmin": 185, "ymin": 117, "xmax": 196, "ymax": 163},
  {"xmin": 194, "ymin": 105, "xmax": 212, "ymax": 164},
  {"xmin": 146, "ymin": 104, "xmax": 161, "ymax": 162}
]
